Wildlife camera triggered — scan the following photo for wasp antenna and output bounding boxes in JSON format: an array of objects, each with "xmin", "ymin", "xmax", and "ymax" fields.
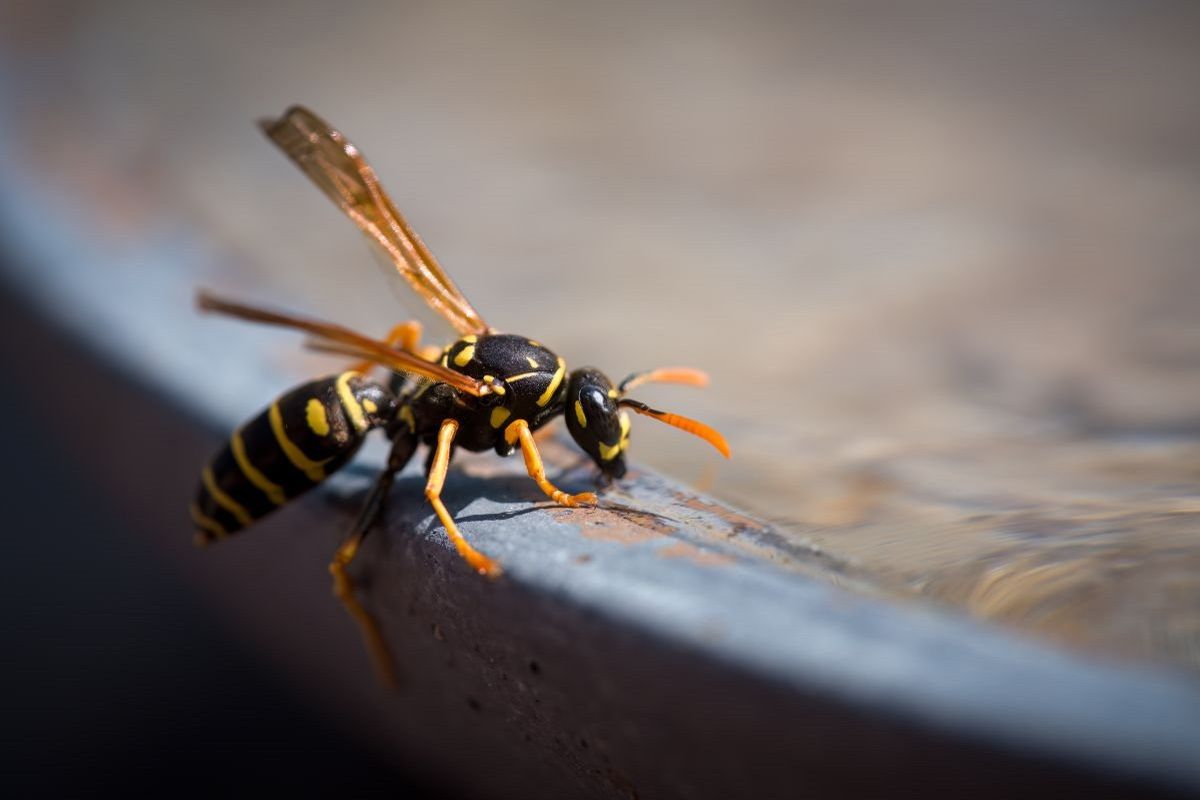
[
  {"xmin": 619, "ymin": 399, "xmax": 731, "ymax": 459},
  {"xmin": 618, "ymin": 367, "xmax": 710, "ymax": 395}
]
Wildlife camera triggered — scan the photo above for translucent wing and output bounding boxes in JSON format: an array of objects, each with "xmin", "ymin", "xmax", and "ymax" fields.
[
  {"xmin": 261, "ymin": 105, "xmax": 490, "ymax": 336},
  {"xmin": 197, "ymin": 291, "xmax": 490, "ymax": 397}
]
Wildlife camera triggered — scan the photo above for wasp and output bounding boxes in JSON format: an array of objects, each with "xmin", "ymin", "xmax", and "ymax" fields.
[{"xmin": 192, "ymin": 107, "xmax": 730, "ymax": 684}]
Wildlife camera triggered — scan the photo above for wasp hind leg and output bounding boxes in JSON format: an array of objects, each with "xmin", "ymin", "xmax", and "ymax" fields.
[{"xmin": 329, "ymin": 429, "xmax": 417, "ymax": 688}]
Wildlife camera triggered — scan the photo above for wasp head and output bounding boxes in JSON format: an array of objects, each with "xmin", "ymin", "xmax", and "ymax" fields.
[
  {"xmin": 564, "ymin": 368, "xmax": 630, "ymax": 479},
  {"xmin": 564, "ymin": 366, "xmax": 730, "ymax": 481}
]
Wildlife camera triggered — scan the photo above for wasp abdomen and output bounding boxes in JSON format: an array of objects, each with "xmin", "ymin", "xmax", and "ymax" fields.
[{"xmin": 192, "ymin": 371, "xmax": 396, "ymax": 545}]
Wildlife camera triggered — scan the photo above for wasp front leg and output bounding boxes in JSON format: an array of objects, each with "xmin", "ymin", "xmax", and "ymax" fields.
[{"xmin": 505, "ymin": 419, "xmax": 598, "ymax": 508}]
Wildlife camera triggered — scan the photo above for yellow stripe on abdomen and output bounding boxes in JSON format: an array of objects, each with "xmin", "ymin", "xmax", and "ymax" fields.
[
  {"xmin": 305, "ymin": 398, "xmax": 331, "ymax": 436},
  {"xmin": 230, "ymin": 429, "xmax": 287, "ymax": 506},
  {"xmin": 190, "ymin": 502, "xmax": 228, "ymax": 541},
  {"xmin": 269, "ymin": 402, "xmax": 329, "ymax": 481},
  {"xmin": 201, "ymin": 466, "xmax": 254, "ymax": 527},
  {"xmin": 336, "ymin": 371, "xmax": 368, "ymax": 433}
]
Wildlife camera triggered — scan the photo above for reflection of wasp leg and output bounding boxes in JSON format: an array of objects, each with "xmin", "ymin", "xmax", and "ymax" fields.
[
  {"xmin": 505, "ymin": 419, "xmax": 597, "ymax": 507},
  {"xmin": 426, "ymin": 419, "xmax": 501, "ymax": 577},
  {"xmin": 348, "ymin": 320, "xmax": 425, "ymax": 374},
  {"xmin": 329, "ymin": 429, "xmax": 417, "ymax": 688}
]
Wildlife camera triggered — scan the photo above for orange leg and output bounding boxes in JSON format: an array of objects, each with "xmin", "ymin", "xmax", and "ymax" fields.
[
  {"xmin": 327, "ymin": 459, "xmax": 404, "ymax": 688},
  {"xmin": 326, "ymin": 432, "xmax": 420, "ymax": 688},
  {"xmin": 426, "ymin": 419, "xmax": 502, "ymax": 577},
  {"xmin": 505, "ymin": 419, "xmax": 598, "ymax": 507},
  {"xmin": 348, "ymin": 320, "xmax": 424, "ymax": 374},
  {"xmin": 330, "ymin": 529, "xmax": 397, "ymax": 688}
]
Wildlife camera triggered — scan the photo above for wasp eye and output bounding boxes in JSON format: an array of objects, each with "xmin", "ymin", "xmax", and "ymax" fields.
[{"xmin": 581, "ymin": 387, "xmax": 609, "ymax": 419}]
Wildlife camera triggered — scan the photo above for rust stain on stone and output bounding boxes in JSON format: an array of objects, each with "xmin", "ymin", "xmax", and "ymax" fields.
[
  {"xmin": 552, "ymin": 504, "xmax": 674, "ymax": 544},
  {"xmin": 676, "ymin": 494, "xmax": 773, "ymax": 536},
  {"xmin": 657, "ymin": 541, "xmax": 735, "ymax": 568}
]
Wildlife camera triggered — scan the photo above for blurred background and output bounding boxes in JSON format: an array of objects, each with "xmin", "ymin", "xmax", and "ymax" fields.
[{"xmin": 1, "ymin": 0, "xmax": 1198, "ymax": 795}]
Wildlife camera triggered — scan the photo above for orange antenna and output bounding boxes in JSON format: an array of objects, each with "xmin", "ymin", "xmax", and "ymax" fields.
[
  {"xmin": 619, "ymin": 399, "xmax": 731, "ymax": 459},
  {"xmin": 618, "ymin": 367, "xmax": 710, "ymax": 395}
]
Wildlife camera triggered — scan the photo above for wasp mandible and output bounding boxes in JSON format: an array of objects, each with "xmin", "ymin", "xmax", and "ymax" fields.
[{"xmin": 192, "ymin": 107, "xmax": 730, "ymax": 684}]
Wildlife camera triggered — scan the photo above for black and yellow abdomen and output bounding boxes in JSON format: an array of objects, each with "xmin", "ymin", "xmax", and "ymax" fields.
[{"xmin": 192, "ymin": 371, "xmax": 397, "ymax": 545}]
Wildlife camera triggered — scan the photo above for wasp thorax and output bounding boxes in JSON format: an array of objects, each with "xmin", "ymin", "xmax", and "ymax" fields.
[{"xmin": 565, "ymin": 368, "xmax": 630, "ymax": 479}]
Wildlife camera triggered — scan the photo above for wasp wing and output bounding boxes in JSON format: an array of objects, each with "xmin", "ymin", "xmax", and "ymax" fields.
[
  {"xmin": 260, "ymin": 105, "xmax": 490, "ymax": 336},
  {"xmin": 197, "ymin": 291, "xmax": 489, "ymax": 397}
]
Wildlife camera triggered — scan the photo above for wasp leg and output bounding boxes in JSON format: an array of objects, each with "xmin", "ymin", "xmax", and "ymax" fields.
[
  {"xmin": 348, "ymin": 320, "xmax": 424, "ymax": 374},
  {"xmin": 505, "ymin": 419, "xmax": 598, "ymax": 508},
  {"xmin": 426, "ymin": 419, "xmax": 502, "ymax": 578},
  {"xmin": 329, "ymin": 431, "xmax": 417, "ymax": 688}
]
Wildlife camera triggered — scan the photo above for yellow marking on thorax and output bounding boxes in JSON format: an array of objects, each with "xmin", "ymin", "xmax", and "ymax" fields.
[
  {"xmin": 527, "ymin": 340, "xmax": 542, "ymax": 347},
  {"xmin": 335, "ymin": 371, "xmax": 368, "ymax": 433},
  {"xmin": 607, "ymin": 388, "xmax": 619, "ymax": 399},
  {"xmin": 537, "ymin": 358, "xmax": 566, "ymax": 407},
  {"xmin": 454, "ymin": 344, "xmax": 476, "ymax": 367},
  {"xmin": 363, "ymin": 398, "xmax": 378, "ymax": 414},
  {"xmin": 619, "ymin": 410, "xmax": 631, "ymax": 451},
  {"xmin": 201, "ymin": 466, "xmax": 253, "ymax": 527},
  {"xmin": 598, "ymin": 441, "xmax": 622, "ymax": 461},
  {"xmin": 269, "ymin": 402, "xmax": 330, "ymax": 481},
  {"xmin": 462, "ymin": 334, "xmax": 479, "ymax": 344},
  {"xmin": 482, "ymin": 375, "xmax": 506, "ymax": 395},
  {"xmin": 525, "ymin": 356, "xmax": 539, "ymax": 369},
  {"xmin": 574, "ymin": 400, "xmax": 587, "ymax": 428},
  {"xmin": 490, "ymin": 407, "xmax": 512, "ymax": 428},
  {"xmin": 190, "ymin": 502, "xmax": 229, "ymax": 540},
  {"xmin": 231, "ymin": 429, "xmax": 286, "ymax": 506},
  {"xmin": 306, "ymin": 398, "xmax": 331, "ymax": 436},
  {"xmin": 399, "ymin": 404, "xmax": 416, "ymax": 432}
]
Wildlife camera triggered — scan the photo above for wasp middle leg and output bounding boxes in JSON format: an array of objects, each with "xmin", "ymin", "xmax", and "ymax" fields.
[
  {"xmin": 347, "ymin": 320, "xmax": 426, "ymax": 374},
  {"xmin": 425, "ymin": 418, "xmax": 502, "ymax": 578}
]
